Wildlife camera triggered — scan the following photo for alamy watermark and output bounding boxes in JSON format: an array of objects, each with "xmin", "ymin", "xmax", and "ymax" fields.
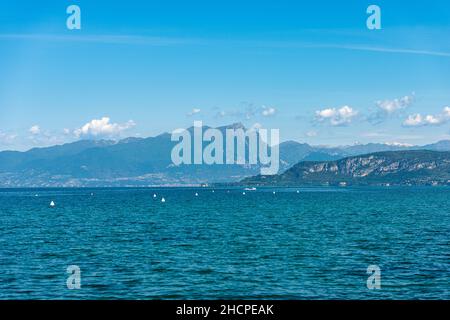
[
  {"xmin": 66, "ymin": 265, "xmax": 81, "ymax": 289},
  {"xmin": 367, "ymin": 5, "xmax": 382, "ymax": 30},
  {"xmin": 171, "ymin": 121, "xmax": 280, "ymax": 175},
  {"xmin": 367, "ymin": 265, "xmax": 381, "ymax": 290},
  {"xmin": 66, "ymin": 5, "xmax": 81, "ymax": 30}
]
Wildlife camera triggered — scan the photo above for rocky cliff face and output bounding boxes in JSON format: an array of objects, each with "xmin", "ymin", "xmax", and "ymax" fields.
[{"xmin": 241, "ymin": 151, "xmax": 450, "ymax": 186}]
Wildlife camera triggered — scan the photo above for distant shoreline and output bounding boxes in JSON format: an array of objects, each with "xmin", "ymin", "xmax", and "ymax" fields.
[{"xmin": 1, "ymin": 185, "xmax": 449, "ymax": 190}]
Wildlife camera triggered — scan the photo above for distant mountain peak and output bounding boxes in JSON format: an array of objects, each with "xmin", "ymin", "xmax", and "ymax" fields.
[{"xmin": 118, "ymin": 137, "xmax": 144, "ymax": 144}]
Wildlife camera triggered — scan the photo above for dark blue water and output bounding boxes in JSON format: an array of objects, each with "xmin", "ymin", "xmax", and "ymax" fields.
[{"xmin": 0, "ymin": 187, "xmax": 448, "ymax": 299}]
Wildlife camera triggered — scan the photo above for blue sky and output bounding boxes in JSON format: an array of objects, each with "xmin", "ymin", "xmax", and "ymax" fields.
[{"xmin": 1, "ymin": 0, "xmax": 450, "ymax": 150}]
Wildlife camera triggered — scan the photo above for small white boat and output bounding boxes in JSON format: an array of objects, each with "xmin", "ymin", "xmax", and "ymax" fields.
[
  {"xmin": 195, "ymin": 193, "xmax": 199, "ymax": 197},
  {"xmin": 296, "ymin": 190, "xmax": 300, "ymax": 193},
  {"xmin": 242, "ymin": 192, "xmax": 246, "ymax": 195},
  {"xmin": 49, "ymin": 201, "xmax": 55, "ymax": 208},
  {"xmin": 161, "ymin": 197, "xmax": 166, "ymax": 203},
  {"xmin": 244, "ymin": 187, "xmax": 256, "ymax": 191},
  {"xmin": 153, "ymin": 194, "xmax": 157, "ymax": 198}
]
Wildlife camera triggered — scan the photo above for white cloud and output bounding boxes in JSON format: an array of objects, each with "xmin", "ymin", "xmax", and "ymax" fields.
[
  {"xmin": 261, "ymin": 106, "xmax": 277, "ymax": 117},
  {"xmin": 0, "ymin": 131, "xmax": 17, "ymax": 143},
  {"xmin": 315, "ymin": 105, "xmax": 358, "ymax": 126},
  {"xmin": 215, "ymin": 103, "xmax": 276, "ymax": 120},
  {"xmin": 74, "ymin": 117, "xmax": 136, "ymax": 138},
  {"xmin": 403, "ymin": 107, "xmax": 450, "ymax": 127},
  {"xmin": 444, "ymin": 106, "xmax": 450, "ymax": 117},
  {"xmin": 376, "ymin": 94, "xmax": 414, "ymax": 114},
  {"xmin": 403, "ymin": 114, "xmax": 424, "ymax": 127},
  {"xmin": 305, "ymin": 130, "xmax": 318, "ymax": 137},
  {"xmin": 368, "ymin": 94, "xmax": 415, "ymax": 124},
  {"xmin": 187, "ymin": 108, "xmax": 201, "ymax": 116},
  {"xmin": 29, "ymin": 125, "xmax": 41, "ymax": 135}
]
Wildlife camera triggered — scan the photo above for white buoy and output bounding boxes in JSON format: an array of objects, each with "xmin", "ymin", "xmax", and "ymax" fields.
[
  {"xmin": 243, "ymin": 192, "xmax": 246, "ymax": 195},
  {"xmin": 35, "ymin": 194, "xmax": 38, "ymax": 197},
  {"xmin": 49, "ymin": 201, "xmax": 55, "ymax": 208},
  {"xmin": 195, "ymin": 192, "xmax": 199, "ymax": 197},
  {"xmin": 153, "ymin": 194, "xmax": 157, "ymax": 198},
  {"xmin": 91, "ymin": 193, "xmax": 94, "ymax": 196},
  {"xmin": 161, "ymin": 197, "xmax": 166, "ymax": 203},
  {"xmin": 296, "ymin": 190, "xmax": 300, "ymax": 193},
  {"xmin": 212, "ymin": 190, "xmax": 215, "ymax": 193},
  {"xmin": 273, "ymin": 191, "xmax": 276, "ymax": 195}
]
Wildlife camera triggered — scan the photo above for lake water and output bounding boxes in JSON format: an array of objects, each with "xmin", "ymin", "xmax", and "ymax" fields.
[{"xmin": 0, "ymin": 187, "xmax": 448, "ymax": 299}]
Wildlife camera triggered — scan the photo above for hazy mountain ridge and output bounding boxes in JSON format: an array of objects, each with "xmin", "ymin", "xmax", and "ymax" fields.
[{"xmin": 1, "ymin": 124, "xmax": 450, "ymax": 187}]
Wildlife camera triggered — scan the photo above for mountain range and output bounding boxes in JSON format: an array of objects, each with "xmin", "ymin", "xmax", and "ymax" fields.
[
  {"xmin": 240, "ymin": 150, "xmax": 450, "ymax": 187},
  {"xmin": 1, "ymin": 123, "xmax": 450, "ymax": 187}
]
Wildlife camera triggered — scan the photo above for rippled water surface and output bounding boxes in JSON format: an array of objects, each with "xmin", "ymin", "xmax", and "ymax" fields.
[{"xmin": 0, "ymin": 187, "xmax": 449, "ymax": 299}]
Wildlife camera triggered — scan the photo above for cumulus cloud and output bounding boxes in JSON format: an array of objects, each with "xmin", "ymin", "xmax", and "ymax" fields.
[
  {"xmin": 315, "ymin": 106, "xmax": 358, "ymax": 126},
  {"xmin": 376, "ymin": 94, "xmax": 414, "ymax": 114},
  {"xmin": 74, "ymin": 117, "xmax": 136, "ymax": 138},
  {"xmin": 403, "ymin": 114, "xmax": 423, "ymax": 127},
  {"xmin": 368, "ymin": 93, "xmax": 415, "ymax": 124},
  {"xmin": 187, "ymin": 108, "xmax": 201, "ymax": 116},
  {"xmin": 261, "ymin": 106, "xmax": 277, "ymax": 117},
  {"xmin": 29, "ymin": 125, "xmax": 41, "ymax": 135},
  {"xmin": 403, "ymin": 107, "xmax": 450, "ymax": 127}
]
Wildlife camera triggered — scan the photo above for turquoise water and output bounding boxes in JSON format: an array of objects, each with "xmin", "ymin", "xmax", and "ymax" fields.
[{"xmin": 0, "ymin": 187, "xmax": 448, "ymax": 299}]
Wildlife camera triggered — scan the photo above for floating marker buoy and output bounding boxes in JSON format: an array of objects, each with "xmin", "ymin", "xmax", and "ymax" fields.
[
  {"xmin": 195, "ymin": 193, "xmax": 199, "ymax": 197},
  {"xmin": 49, "ymin": 201, "xmax": 55, "ymax": 208},
  {"xmin": 212, "ymin": 190, "xmax": 215, "ymax": 193},
  {"xmin": 273, "ymin": 191, "xmax": 276, "ymax": 194},
  {"xmin": 35, "ymin": 194, "xmax": 38, "ymax": 197},
  {"xmin": 296, "ymin": 190, "xmax": 300, "ymax": 193},
  {"xmin": 161, "ymin": 197, "xmax": 166, "ymax": 203},
  {"xmin": 153, "ymin": 194, "xmax": 157, "ymax": 198},
  {"xmin": 91, "ymin": 193, "xmax": 94, "ymax": 196},
  {"xmin": 243, "ymin": 192, "xmax": 246, "ymax": 195}
]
